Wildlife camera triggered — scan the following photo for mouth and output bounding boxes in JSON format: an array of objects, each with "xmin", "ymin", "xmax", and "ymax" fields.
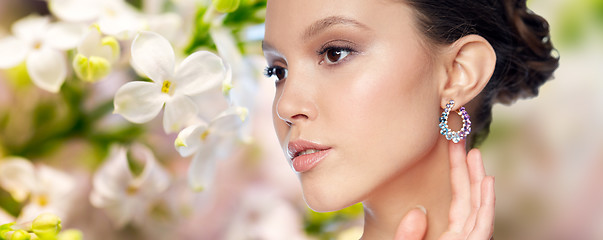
[
  {"xmin": 287, "ymin": 139, "xmax": 331, "ymax": 172},
  {"xmin": 295, "ymin": 149, "xmax": 322, "ymax": 157}
]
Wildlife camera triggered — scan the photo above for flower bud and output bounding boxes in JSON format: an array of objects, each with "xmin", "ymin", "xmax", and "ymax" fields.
[
  {"xmin": 1, "ymin": 222, "xmax": 16, "ymax": 238},
  {"xmin": 73, "ymin": 54, "xmax": 111, "ymax": 82},
  {"xmin": 101, "ymin": 37, "xmax": 120, "ymax": 62},
  {"xmin": 9, "ymin": 230, "xmax": 30, "ymax": 240},
  {"xmin": 57, "ymin": 229, "xmax": 82, "ymax": 240},
  {"xmin": 31, "ymin": 213, "xmax": 61, "ymax": 239},
  {"xmin": 212, "ymin": 0, "xmax": 240, "ymax": 13}
]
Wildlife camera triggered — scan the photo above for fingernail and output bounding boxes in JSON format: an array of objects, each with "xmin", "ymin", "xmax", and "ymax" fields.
[{"xmin": 415, "ymin": 205, "xmax": 427, "ymax": 214}]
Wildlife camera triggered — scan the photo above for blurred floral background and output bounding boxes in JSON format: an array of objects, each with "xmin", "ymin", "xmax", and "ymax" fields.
[{"xmin": 0, "ymin": 0, "xmax": 600, "ymax": 239}]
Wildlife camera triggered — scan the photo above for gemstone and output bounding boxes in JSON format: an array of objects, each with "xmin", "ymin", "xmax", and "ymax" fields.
[{"xmin": 451, "ymin": 132, "xmax": 460, "ymax": 143}]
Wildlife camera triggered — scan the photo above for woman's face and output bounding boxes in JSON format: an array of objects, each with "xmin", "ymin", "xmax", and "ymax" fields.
[{"xmin": 263, "ymin": 0, "xmax": 443, "ymax": 211}]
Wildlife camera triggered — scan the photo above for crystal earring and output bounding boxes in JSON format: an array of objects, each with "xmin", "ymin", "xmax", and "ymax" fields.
[{"xmin": 439, "ymin": 100, "xmax": 471, "ymax": 143}]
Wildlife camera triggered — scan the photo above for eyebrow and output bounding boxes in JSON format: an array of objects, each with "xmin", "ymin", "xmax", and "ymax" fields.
[
  {"xmin": 262, "ymin": 41, "xmax": 276, "ymax": 52},
  {"xmin": 303, "ymin": 16, "xmax": 369, "ymax": 41},
  {"xmin": 261, "ymin": 16, "xmax": 369, "ymax": 53}
]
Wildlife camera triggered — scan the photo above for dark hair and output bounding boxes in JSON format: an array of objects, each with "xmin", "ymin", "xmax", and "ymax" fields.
[{"xmin": 405, "ymin": 0, "xmax": 559, "ymax": 147}]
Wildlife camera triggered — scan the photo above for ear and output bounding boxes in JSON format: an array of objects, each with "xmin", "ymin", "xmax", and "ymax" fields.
[{"xmin": 438, "ymin": 35, "xmax": 496, "ymax": 109}]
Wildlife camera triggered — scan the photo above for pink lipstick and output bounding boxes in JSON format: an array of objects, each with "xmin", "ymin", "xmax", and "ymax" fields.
[{"xmin": 287, "ymin": 140, "xmax": 331, "ymax": 172}]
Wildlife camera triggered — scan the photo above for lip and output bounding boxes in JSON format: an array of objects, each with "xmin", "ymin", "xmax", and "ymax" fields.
[{"xmin": 287, "ymin": 139, "xmax": 331, "ymax": 173}]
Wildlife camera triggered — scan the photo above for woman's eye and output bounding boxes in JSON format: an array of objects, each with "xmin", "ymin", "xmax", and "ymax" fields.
[
  {"xmin": 264, "ymin": 66, "xmax": 288, "ymax": 82},
  {"xmin": 322, "ymin": 47, "xmax": 352, "ymax": 64}
]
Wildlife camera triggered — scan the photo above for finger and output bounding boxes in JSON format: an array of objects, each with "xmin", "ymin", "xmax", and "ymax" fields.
[
  {"xmin": 447, "ymin": 139, "xmax": 471, "ymax": 232},
  {"xmin": 395, "ymin": 206, "xmax": 427, "ymax": 240},
  {"xmin": 467, "ymin": 176, "xmax": 496, "ymax": 240},
  {"xmin": 463, "ymin": 149, "xmax": 486, "ymax": 234},
  {"xmin": 468, "ymin": 149, "xmax": 485, "ymax": 209}
]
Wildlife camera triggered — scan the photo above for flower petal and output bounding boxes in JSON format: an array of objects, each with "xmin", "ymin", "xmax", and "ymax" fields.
[
  {"xmin": 77, "ymin": 27, "xmax": 102, "ymax": 57},
  {"xmin": 26, "ymin": 49, "xmax": 67, "ymax": 93},
  {"xmin": 90, "ymin": 146, "xmax": 132, "ymax": 207},
  {"xmin": 45, "ymin": 22, "xmax": 86, "ymax": 50},
  {"xmin": 98, "ymin": 13, "xmax": 145, "ymax": 39},
  {"xmin": 0, "ymin": 36, "xmax": 28, "ymax": 68},
  {"xmin": 12, "ymin": 15, "xmax": 49, "ymax": 44},
  {"xmin": 188, "ymin": 151, "xmax": 218, "ymax": 192},
  {"xmin": 210, "ymin": 106, "xmax": 248, "ymax": 134},
  {"xmin": 147, "ymin": 13, "xmax": 183, "ymax": 43},
  {"xmin": 0, "ymin": 208, "xmax": 14, "ymax": 223},
  {"xmin": 49, "ymin": 0, "xmax": 101, "ymax": 22},
  {"xmin": 130, "ymin": 31, "xmax": 175, "ymax": 82},
  {"xmin": 113, "ymin": 81, "xmax": 167, "ymax": 123},
  {"xmin": 174, "ymin": 123, "xmax": 208, "ymax": 157},
  {"xmin": 174, "ymin": 51, "xmax": 226, "ymax": 96},
  {"xmin": 0, "ymin": 157, "xmax": 37, "ymax": 202},
  {"xmin": 163, "ymin": 94, "xmax": 198, "ymax": 133},
  {"xmin": 130, "ymin": 143, "xmax": 170, "ymax": 197},
  {"xmin": 36, "ymin": 165, "xmax": 75, "ymax": 198}
]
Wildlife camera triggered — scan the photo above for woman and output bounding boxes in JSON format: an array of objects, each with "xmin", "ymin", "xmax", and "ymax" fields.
[{"xmin": 261, "ymin": 0, "xmax": 558, "ymax": 239}]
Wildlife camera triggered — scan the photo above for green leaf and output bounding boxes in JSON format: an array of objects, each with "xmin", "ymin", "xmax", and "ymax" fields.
[
  {"xmin": 184, "ymin": 6, "xmax": 215, "ymax": 54},
  {"xmin": 213, "ymin": 0, "xmax": 241, "ymax": 13}
]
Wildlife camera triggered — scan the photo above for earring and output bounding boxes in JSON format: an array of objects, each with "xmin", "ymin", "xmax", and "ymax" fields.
[{"xmin": 439, "ymin": 100, "xmax": 471, "ymax": 143}]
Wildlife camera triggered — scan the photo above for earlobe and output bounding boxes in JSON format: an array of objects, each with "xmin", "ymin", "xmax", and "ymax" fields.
[{"xmin": 439, "ymin": 35, "xmax": 496, "ymax": 108}]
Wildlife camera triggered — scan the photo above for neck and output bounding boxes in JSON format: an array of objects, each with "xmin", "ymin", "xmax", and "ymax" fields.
[{"xmin": 361, "ymin": 138, "xmax": 452, "ymax": 240}]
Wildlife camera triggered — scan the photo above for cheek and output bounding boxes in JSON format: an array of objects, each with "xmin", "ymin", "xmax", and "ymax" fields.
[
  {"xmin": 329, "ymin": 50, "xmax": 439, "ymax": 146},
  {"xmin": 304, "ymin": 47, "xmax": 441, "ymax": 208}
]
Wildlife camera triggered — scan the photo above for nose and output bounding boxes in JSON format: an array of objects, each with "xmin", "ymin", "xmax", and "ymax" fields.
[{"xmin": 275, "ymin": 74, "xmax": 317, "ymax": 126}]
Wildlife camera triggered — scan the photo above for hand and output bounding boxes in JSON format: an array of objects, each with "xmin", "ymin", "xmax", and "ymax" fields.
[{"xmin": 395, "ymin": 140, "xmax": 495, "ymax": 240}]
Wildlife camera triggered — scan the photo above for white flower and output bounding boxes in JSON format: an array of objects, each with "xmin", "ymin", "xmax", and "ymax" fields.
[
  {"xmin": 0, "ymin": 15, "xmax": 85, "ymax": 92},
  {"xmin": 0, "ymin": 157, "xmax": 77, "ymax": 223},
  {"xmin": 50, "ymin": 0, "xmax": 168, "ymax": 40},
  {"xmin": 0, "ymin": 157, "xmax": 36, "ymax": 202},
  {"xmin": 49, "ymin": 0, "xmax": 142, "ymax": 37},
  {"xmin": 175, "ymin": 106, "xmax": 248, "ymax": 191},
  {"xmin": 95, "ymin": 0, "xmax": 147, "ymax": 39},
  {"xmin": 73, "ymin": 26, "xmax": 120, "ymax": 82},
  {"xmin": 211, "ymin": 27, "xmax": 261, "ymax": 142},
  {"xmin": 90, "ymin": 144, "xmax": 170, "ymax": 228},
  {"xmin": 114, "ymin": 31, "xmax": 227, "ymax": 133},
  {"xmin": 48, "ymin": 0, "xmax": 103, "ymax": 22},
  {"xmin": 225, "ymin": 187, "xmax": 307, "ymax": 240}
]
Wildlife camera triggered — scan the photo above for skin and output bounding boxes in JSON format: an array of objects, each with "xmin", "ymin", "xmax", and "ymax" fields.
[{"xmin": 263, "ymin": 0, "xmax": 496, "ymax": 239}]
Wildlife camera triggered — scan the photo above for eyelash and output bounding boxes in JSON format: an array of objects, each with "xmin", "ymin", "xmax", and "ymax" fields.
[
  {"xmin": 264, "ymin": 65, "xmax": 287, "ymax": 84},
  {"xmin": 317, "ymin": 44, "xmax": 357, "ymax": 65},
  {"xmin": 264, "ymin": 42, "xmax": 359, "ymax": 83}
]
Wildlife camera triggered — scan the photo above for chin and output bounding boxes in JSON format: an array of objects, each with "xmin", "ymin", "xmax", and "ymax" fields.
[{"xmin": 301, "ymin": 183, "xmax": 361, "ymax": 212}]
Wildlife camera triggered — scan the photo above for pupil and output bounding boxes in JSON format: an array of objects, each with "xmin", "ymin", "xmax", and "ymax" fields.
[
  {"xmin": 276, "ymin": 68, "xmax": 285, "ymax": 79},
  {"xmin": 327, "ymin": 49, "xmax": 341, "ymax": 62}
]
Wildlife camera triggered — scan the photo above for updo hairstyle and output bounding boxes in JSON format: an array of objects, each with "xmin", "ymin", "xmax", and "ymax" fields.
[{"xmin": 406, "ymin": 0, "xmax": 560, "ymax": 147}]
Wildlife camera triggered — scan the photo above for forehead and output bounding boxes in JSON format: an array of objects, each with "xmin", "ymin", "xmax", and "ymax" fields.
[{"xmin": 264, "ymin": 0, "xmax": 417, "ymax": 46}]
